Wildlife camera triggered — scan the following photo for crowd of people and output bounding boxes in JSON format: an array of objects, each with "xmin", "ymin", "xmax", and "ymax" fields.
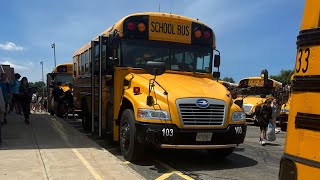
[{"xmin": 0, "ymin": 73, "xmax": 37, "ymax": 126}]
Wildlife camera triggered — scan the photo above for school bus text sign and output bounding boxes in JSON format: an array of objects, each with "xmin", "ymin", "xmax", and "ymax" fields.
[{"xmin": 149, "ymin": 16, "xmax": 191, "ymax": 44}]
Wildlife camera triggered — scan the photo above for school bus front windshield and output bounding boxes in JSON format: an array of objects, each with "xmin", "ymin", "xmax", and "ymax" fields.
[
  {"xmin": 121, "ymin": 40, "xmax": 213, "ymax": 73},
  {"xmin": 238, "ymin": 87, "xmax": 273, "ymax": 97},
  {"xmin": 54, "ymin": 74, "xmax": 73, "ymax": 84}
]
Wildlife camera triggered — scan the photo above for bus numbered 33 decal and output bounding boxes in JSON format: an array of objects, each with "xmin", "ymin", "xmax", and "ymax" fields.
[{"xmin": 296, "ymin": 48, "xmax": 310, "ymax": 74}]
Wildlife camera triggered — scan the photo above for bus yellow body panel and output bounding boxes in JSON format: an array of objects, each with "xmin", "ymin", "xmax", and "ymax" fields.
[{"xmin": 279, "ymin": 0, "xmax": 320, "ymax": 179}]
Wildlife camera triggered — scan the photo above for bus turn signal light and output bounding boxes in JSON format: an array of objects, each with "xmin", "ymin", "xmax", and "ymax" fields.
[
  {"xmin": 138, "ymin": 23, "xmax": 146, "ymax": 32},
  {"xmin": 127, "ymin": 22, "xmax": 135, "ymax": 31},
  {"xmin": 133, "ymin": 87, "xmax": 140, "ymax": 95},
  {"xmin": 204, "ymin": 31, "xmax": 211, "ymax": 39},
  {"xmin": 194, "ymin": 30, "xmax": 202, "ymax": 38}
]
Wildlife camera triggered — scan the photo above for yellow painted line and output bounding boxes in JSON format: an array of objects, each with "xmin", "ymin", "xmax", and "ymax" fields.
[
  {"xmin": 155, "ymin": 172, "xmax": 173, "ymax": 180},
  {"xmin": 122, "ymin": 161, "xmax": 130, "ymax": 165},
  {"xmin": 72, "ymin": 149, "xmax": 103, "ymax": 180},
  {"xmin": 154, "ymin": 160, "xmax": 194, "ymax": 180}
]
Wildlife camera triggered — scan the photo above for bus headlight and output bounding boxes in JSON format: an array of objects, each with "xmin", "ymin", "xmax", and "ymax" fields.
[
  {"xmin": 137, "ymin": 109, "xmax": 171, "ymax": 120},
  {"xmin": 232, "ymin": 112, "xmax": 246, "ymax": 121}
]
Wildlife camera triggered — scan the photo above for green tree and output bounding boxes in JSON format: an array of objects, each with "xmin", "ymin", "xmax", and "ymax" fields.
[
  {"xmin": 29, "ymin": 81, "xmax": 46, "ymax": 94},
  {"xmin": 222, "ymin": 77, "xmax": 235, "ymax": 83},
  {"xmin": 270, "ymin": 69, "xmax": 294, "ymax": 84}
]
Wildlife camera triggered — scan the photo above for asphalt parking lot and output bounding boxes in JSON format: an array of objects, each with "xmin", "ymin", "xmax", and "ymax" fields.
[{"xmin": 64, "ymin": 117, "xmax": 286, "ymax": 180}]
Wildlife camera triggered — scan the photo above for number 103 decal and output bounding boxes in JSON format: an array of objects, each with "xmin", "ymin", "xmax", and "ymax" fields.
[
  {"xmin": 162, "ymin": 128, "xmax": 173, "ymax": 137},
  {"xmin": 296, "ymin": 48, "xmax": 310, "ymax": 73}
]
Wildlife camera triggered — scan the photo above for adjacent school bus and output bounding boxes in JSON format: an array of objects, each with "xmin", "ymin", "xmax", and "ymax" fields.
[
  {"xmin": 73, "ymin": 12, "xmax": 247, "ymax": 161},
  {"xmin": 279, "ymin": 0, "xmax": 320, "ymax": 179},
  {"xmin": 47, "ymin": 63, "xmax": 73, "ymax": 116},
  {"xmin": 237, "ymin": 76, "xmax": 282, "ymax": 123}
]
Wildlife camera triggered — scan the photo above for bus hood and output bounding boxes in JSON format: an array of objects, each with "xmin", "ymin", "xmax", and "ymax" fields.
[
  {"xmin": 242, "ymin": 96, "xmax": 266, "ymax": 106},
  {"xmin": 134, "ymin": 73, "xmax": 230, "ymax": 100},
  {"xmin": 241, "ymin": 96, "xmax": 268, "ymax": 114}
]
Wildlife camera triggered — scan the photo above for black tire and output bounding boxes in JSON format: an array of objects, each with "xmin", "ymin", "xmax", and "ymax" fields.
[
  {"xmin": 281, "ymin": 123, "xmax": 287, "ymax": 132},
  {"xmin": 81, "ymin": 100, "xmax": 90, "ymax": 131},
  {"xmin": 208, "ymin": 148, "xmax": 235, "ymax": 159},
  {"xmin": 119, "ymin": 109, "xmax": 144, "ymax": 162}
]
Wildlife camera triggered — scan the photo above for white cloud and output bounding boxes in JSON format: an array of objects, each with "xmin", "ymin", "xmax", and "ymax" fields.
[
  {"xmin": 0, "ymin": 60, "xmax": 30, "ymax": 71},
  {"xmin": 0, "ymin": 42, "xmax": 24, "ymax": 51}
]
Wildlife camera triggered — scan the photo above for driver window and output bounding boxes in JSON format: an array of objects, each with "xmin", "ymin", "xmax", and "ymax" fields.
[{"xmin": 196, "ymin": 55, "xmax": 210, "ymax": 72}]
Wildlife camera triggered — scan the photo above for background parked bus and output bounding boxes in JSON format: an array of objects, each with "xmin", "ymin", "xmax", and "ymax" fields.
[
  {"xmin": 47, "ymin": 63, "xmax": 73, "ymax": 117},
  {"xmin": 237, "ymin": 74, "xmax": 282, "ymax": 125},
  {"xmin": 279, "ymin": 0, "xmax": 320, "ymax": 179},
  {"xmin": 73, "ymin": 12, "xmax": 247, "ymax": 161}
]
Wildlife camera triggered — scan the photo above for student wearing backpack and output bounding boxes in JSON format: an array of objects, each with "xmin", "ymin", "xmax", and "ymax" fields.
[
  {"xmin": 10, "ymin": 73, "xmax": 22, "ymax": 114},
  {"xmin": 254, "ymin": 99, "xmax": 272, "ymax": 146}
]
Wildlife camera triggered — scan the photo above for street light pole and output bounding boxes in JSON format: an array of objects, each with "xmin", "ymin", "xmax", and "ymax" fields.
[
  {"xmin": 40, "ymin": 61, "xmax": 45, "ymax": 112},
  {"xmin": 51, "ymin": 43, "xmax": 56, "ymax": 67}
]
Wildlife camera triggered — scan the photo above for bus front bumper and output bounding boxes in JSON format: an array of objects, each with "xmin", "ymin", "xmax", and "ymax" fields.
[{"xmin": 135, "ymin": 123, "xmax": 247, "ymax": 149}]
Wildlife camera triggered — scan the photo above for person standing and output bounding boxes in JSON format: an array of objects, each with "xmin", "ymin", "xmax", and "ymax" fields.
[
  {"xmin": 0, "ymin": 87, "xmax": 5, "ymax": 145},
  {"xmin": 20, "ymin": 77, "xmax": 33, "ymax": 124},
  {"xmin": 0, "ymin": 73, "xmax": 11, "ymax": 124},
  {"xmin": 271, "ymin": 99, "xmax": 281, "ymax": 134},
  {"xmin": 10, "ymin": 73, "xmax": 22, "ymax": 114},
  {"xmin": 255, "ymin": 100, "xmax": 273, "ymax": 146},
  {"xmin": 51, "ymin": 82, "xmax": 64, "ymax": 117}
]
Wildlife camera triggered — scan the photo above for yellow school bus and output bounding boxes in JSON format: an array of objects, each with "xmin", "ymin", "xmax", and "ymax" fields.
[
  {"xmin": 237, "ymin": 76, "xmax": 282, "ymax": 123},
  {"xmin": 279, "ymin": 0, "xmax": 320, "ymax": 179},
  {"xmin": 47, "ymin": 63, "xmax": 73, "ymax": 116},
  {"xmin": 73, "ymin": 12, "xmax": 247, "ymax": 161}
]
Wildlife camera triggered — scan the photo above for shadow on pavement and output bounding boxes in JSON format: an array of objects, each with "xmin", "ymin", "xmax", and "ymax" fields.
[{"xmin": 0, "ymin": 113, "xmax": 104, "ymax": 150}]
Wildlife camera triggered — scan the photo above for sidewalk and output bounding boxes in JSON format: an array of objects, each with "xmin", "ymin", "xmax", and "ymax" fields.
[{"xmin": 0, "ymin": 113, "xmax": 144, "ymax": 180}]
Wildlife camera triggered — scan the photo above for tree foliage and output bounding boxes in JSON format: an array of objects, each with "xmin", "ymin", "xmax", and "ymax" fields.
[
  {"xmin": 222, "ymin": 77, "xmax": 235, "ymax": 83},
  {"xmin": 29, "ymin": 81, "xmax": 46, "ymax": 92},
  {"xmin": 270, "ymin": 69, "xmax": 294, "ymax": 84}
]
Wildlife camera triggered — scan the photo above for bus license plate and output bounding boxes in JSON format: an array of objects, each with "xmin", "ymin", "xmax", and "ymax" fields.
[{"xmin": 196, "ymin": 132, "xmax": 212, "ymax": 142}]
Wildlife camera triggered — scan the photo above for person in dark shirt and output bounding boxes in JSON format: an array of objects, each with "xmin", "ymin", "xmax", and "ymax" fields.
[
  {"xmin": 51, "ymin": 82, "xmax": 64, "ymax": 117},
  {"xmin": 60, "ymin": 83, "xmax": 75, "ymax": 119},
  {"xmin": 20, "ymin": 77, "xmax": 33, "ymax": 124},
  {"xmin": 254, "ymin": 99, "xmax": 272, "ymax": 146}
]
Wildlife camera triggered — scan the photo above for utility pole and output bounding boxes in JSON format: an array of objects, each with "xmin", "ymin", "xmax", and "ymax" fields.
[
  {"xmin": 40, "ymin": 61, "xmax": 45, "ymax": 112},
  {"xmin": 51, "ymin": 43, "xmax": 56, "ymax": 67}
]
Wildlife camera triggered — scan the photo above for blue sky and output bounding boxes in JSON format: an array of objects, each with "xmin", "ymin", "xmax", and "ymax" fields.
[{"xmin": 0, "ymin": 0, "xmax": 304, "ymax": 83}]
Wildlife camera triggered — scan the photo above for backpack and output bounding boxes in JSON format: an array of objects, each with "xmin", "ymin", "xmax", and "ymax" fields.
[{"xmin": 255, "ymin": 104, "xmax": 264, "ymax": 117}]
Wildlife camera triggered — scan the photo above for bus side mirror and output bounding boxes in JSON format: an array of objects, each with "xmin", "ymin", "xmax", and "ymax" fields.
[
  {"xmin": 234, "ymin": 99, "xmax": 243, "ymax": 108},
  {"xmin": 212, "ymin": 72, "xmax": 220, "ymax": 79},
  {"xmin": 214, "ymin": 54, "xmax": 220, "ymax": 67},
  {"xmin": 145, "ymin": 61, "xmax": 166, "ymax": 76}
]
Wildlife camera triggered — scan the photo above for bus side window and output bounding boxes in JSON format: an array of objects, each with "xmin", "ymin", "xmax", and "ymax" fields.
[
  {"xmin": 94, "ymin": 44, "xmax": 100, "ymax": 75},
  {"xmin": 77, "ymin": 54, "xmax": 81, "ymax": 76},
  {"xmin": 73, "ymin": 62, "xmax": 76, "ymax": 77},
  {"xmin": 81, "ymin": 53, "xmax": 85, "ymax": 74},
  {"xmin": 85, "ymin": 50, "xmax": 89, "ymax": 73},
  {"xmin": 101, "ymin": 45, "xmax": 107, "ymax": 74}
]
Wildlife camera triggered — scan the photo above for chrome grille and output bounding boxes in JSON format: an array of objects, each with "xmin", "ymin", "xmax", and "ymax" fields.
[{"xmin": 177, "ymin": 98, "xmax": 226, "ymax": 126}]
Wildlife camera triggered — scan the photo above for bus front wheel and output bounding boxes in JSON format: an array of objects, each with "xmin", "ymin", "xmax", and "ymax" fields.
[{"xmin": 120, "ymin": 109, "xmax": 144, "ymax": 162}]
